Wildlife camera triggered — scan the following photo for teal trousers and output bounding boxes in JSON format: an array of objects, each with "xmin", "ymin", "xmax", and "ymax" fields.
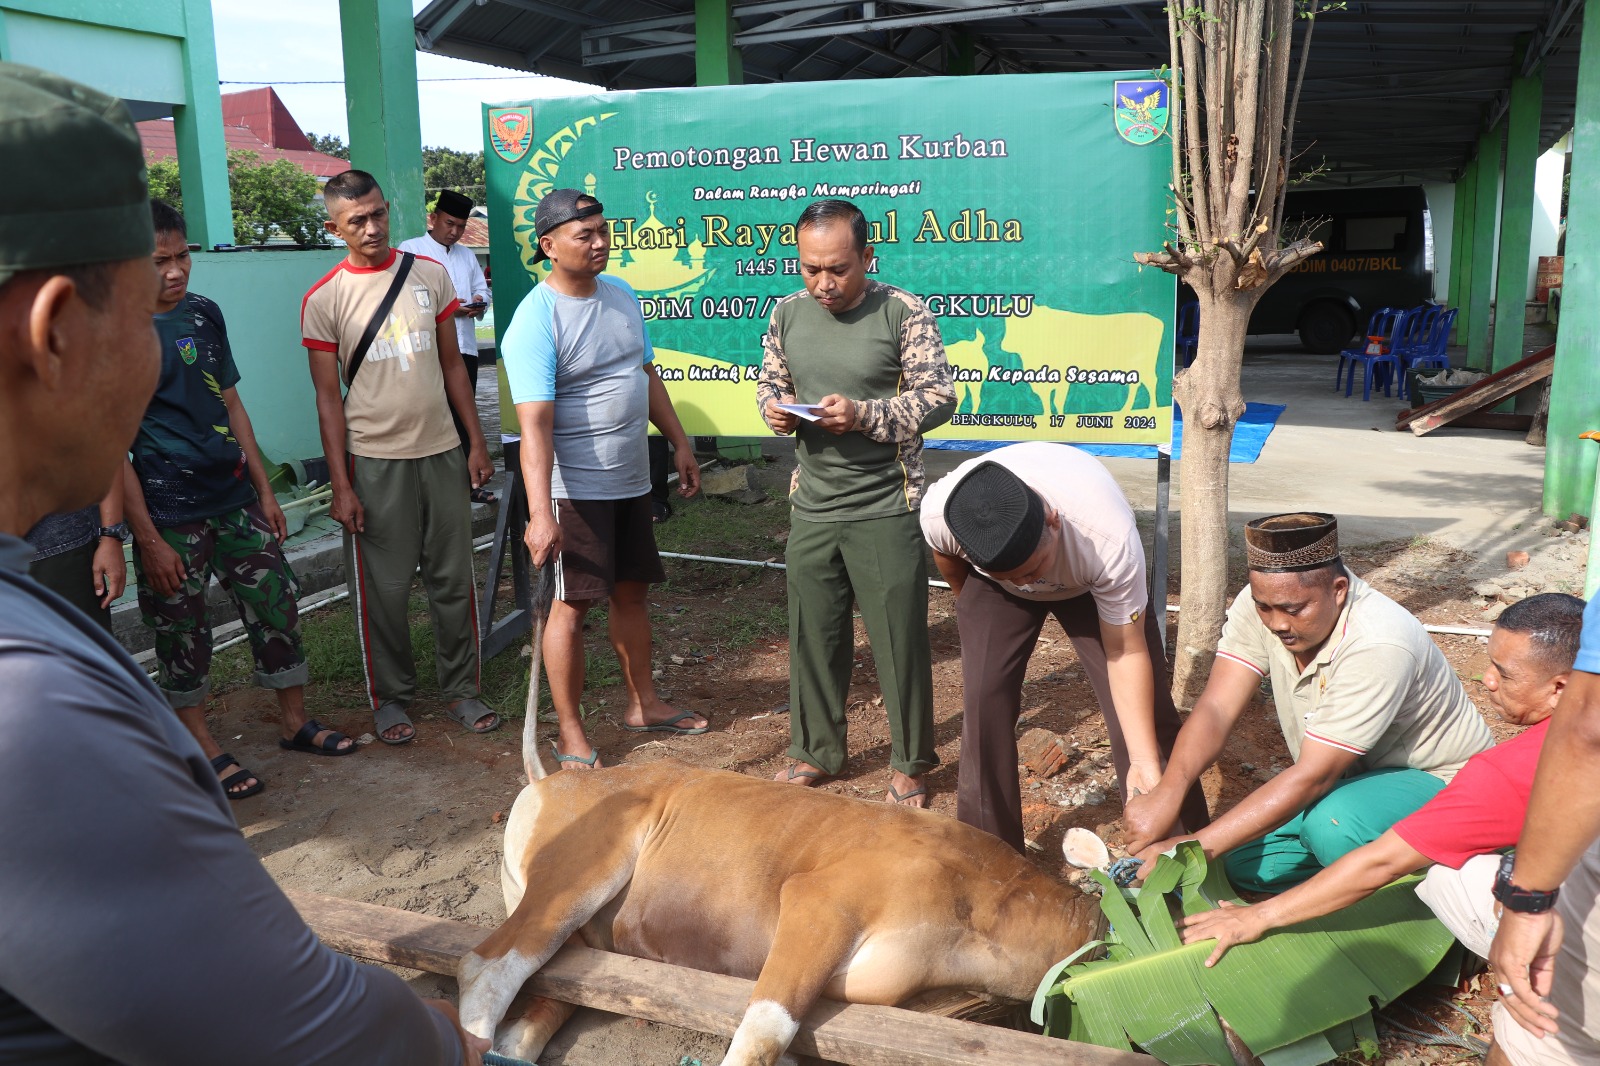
[
  {"xmin": 1224, "ymin": 767, "xmax": 1446, "ymax": 892},
  {"xmin": 784, "ymin": 511, "xmax": 936, "ymax": 777}
]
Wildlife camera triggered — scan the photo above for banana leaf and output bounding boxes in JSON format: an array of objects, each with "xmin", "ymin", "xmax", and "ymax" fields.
[{"xmin": 1037, "ymin": 842, "xmax": 1456, "ymax": 1065}]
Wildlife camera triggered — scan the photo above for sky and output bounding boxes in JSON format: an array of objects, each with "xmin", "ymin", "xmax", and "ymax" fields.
[{"xmin": 210, "ymin": 0, "xmax": 594, "ymax": 153}]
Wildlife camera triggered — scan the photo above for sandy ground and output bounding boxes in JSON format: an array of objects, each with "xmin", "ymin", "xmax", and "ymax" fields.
[
  {"xmin": 197, "ymin": 355, "xmax": 1595, "ymax": 1064},
  {"xmin": 198, "ymin": 501, "xmax": 1594, "ymax": 1064}
]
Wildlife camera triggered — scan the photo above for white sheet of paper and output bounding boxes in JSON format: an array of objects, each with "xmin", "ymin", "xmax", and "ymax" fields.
[{"xmin": 777, "ymin": 403, "xmax": 826, "ymax": 422}]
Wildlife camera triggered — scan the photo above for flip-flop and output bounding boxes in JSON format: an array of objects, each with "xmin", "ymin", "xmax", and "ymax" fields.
[
  {"xmin": 278, "ymin": 718, "xmax": 358, "ymax": 756},
  {"xmin": 374, "ymin": 701, "xmax": 415, "ymax": 745},
  {"xmin": 471, "ymin": 487, "xmax": 499, "ymax": 505},
  {"xmin": 210, "ymin": 752, "xmax": 264, "ymax": 800},
  {"xmin": 776, "ymin": 763, "xmax": 831, "ymax": 785},
  {"xmin": 549, "ymin": 740, "xmax": 600, "ymax": 770},
  {"xmin": 619, "ymin": 709, "xmax": 708, "ymax": 735},
  {"xmin": 445, "ymin": 697, "xmax": 501, "ymax": 734},
  {"xmin": 886, "ymin": 782, "xmax": 929, "ymax": 808}
]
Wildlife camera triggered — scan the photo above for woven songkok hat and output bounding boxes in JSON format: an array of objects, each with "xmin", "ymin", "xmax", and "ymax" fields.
[
  {"xmin": 1244, "ymin": 512, "xmax": 1341, "ymax": 573},
  {"xmin": 944, "ymin": 461, "xmax": 1046, "ymax": 573}
]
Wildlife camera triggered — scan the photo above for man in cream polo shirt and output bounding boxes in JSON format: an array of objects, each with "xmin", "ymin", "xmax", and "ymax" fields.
[
  {"xmin": 1124, "ymin": 512, "xmax": 1492, "ymax": 891},
  {"xmin": 303, "ymin": 169, "xmax": 498, "ymax": 746}
]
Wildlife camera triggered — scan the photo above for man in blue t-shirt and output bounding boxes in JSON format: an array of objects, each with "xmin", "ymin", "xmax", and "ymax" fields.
[
  {"xmin": 501, "ymin": 188, "xmax": 703, "ymax": 768},
  {"xmin": 123, "ymin": 200, "xmax": 357, "ymax": 800}
]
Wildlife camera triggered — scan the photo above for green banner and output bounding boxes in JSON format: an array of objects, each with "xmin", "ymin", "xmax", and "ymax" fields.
[{"xmin": 485, "ymin": 72, "xmax": 1174, "ymax": 444}]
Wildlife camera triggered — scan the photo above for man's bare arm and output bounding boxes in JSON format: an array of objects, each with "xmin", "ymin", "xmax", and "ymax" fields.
[
  {"xmin": 1122, "ymin": 657, "xmax": 1264, "ymax": 851},
  {"xmin": 1180, "ymin": 829, "xmax": 1429, "ymax": 965},
  {"xmin": 307, "ymin": 349, "xmax": 362, "ymax": 533}
]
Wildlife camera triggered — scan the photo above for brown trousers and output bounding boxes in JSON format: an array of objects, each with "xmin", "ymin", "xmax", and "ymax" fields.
[{"xmin": 955, "ymin": 573, "xmax": 1210, "ymax": 853}]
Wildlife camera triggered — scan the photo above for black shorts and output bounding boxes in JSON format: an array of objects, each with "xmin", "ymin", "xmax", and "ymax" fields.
[{"xmin": 551, "ymin": 493, "xmax": 665, "ymax": 602}]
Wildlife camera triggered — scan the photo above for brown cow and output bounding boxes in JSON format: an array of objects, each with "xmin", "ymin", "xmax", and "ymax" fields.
[{"xmin": 458, "ymin": 747, "xmax": 1099, "ymax": 1064}]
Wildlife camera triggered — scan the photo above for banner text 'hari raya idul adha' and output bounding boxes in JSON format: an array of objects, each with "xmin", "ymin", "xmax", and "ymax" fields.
[{"xmin": 484, "ymin": 72, "xmax": 1176, "ymax": 445}]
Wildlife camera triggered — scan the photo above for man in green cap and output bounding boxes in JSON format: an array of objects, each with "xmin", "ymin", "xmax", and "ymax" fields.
[{"xmin": 0, "ymin": 62, "xmax": 483, "ymax": 1064}]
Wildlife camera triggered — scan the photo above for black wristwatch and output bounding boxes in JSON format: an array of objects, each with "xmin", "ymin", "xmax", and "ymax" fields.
[
  {"xmin": 1493, "ymin": 853, "xmax": 1561, "ymax": 914},
  {"xmin": 96, "ymin": 522, "xmax": 129, "ymax": 542}
]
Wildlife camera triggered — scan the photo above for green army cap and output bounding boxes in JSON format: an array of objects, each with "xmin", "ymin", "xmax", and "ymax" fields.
[{"xmin": 0, "ymin": 61, "xmax": 154, "ymax": 287}]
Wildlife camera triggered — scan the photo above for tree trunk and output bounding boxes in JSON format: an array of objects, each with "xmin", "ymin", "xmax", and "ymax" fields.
[
  {"xmin": 1169, "ymin": 293, "xmax": 1251, "ymax": 707},
  {"xmin": 1527, "ymin": 378, "xmax": 1551, "ymax": 446}
]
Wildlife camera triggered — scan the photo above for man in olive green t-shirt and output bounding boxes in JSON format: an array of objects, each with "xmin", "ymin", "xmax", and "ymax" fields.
[{"xmin": 756, "ymin": 199, "xmax": 955, "ymax": 807}]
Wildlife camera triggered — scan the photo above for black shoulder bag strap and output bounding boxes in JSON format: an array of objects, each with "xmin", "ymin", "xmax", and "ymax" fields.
[{"xmin": 343, "ymin": 252, "xmax": 416, "ymax": 392}]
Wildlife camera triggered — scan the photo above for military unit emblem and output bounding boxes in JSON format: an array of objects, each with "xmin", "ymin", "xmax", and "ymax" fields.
[
  {"xmin": 1114, "ymin": 79, "xmax": 1169, "ymax": 145},
  {"xmin": 487, "ymin": 106, "xmax": 534, "ymax": 163}
]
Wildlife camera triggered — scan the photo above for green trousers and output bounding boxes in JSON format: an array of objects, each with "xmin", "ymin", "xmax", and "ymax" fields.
[
  {"xmin": 344, "ymin": 449, "xmax": 480, "ymax": 711},
  {"xmin": 1224, "ymin": 767, "xmax": 1447, "ymax": 892},
  {"xmin": 785, "ymin": 511, "xmax": 936, "ymax": 777}
]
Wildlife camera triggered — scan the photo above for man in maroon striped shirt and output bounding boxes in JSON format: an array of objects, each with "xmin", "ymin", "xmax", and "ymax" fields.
[{"xmin": 1124, "ymin": 512, "xmax": 1492, "ymax": 892}]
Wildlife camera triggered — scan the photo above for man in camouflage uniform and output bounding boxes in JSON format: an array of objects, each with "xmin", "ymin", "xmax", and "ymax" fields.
[
  {"xmin": 124, "ymin": 200, "xmax": 355, "ymax": 800},
  {"xmin": 757, "ymin": 198, "xmax": 955, "ymax": 807}
]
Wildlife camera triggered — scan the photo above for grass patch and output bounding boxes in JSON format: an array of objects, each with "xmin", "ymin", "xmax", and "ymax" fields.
[{"xmin": 205, "ymin": 465, "xmax": 795, "ymax": 720}]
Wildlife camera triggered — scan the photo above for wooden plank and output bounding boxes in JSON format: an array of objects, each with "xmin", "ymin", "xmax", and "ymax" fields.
[
  {"xmin": 290, "ymin": 891, "xmax": 1145, "ymax": 1066},
  {"xmin": 1395, "ymin": 411, "xmax": 1535, "ymax": 432},
  {"xmin": 1395, "ymin": 344, "xmax": 1554, "ymax": 434}
]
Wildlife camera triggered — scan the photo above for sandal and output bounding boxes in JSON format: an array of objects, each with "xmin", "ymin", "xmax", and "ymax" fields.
[
  {"xmin": 374, "ymin": 701, "xmax": 415, "ymax": 745},
  {"xmin": 471, "ymin": 487, "xmax": 499, "ymax": 505},
  {"xmin": 775, "ymin": 762, "xmax": 831, "ymax": 786},
  {"xmin": 549, "ymin": 739, "xmax": 600, "ymax": 770},
  {"xmin": 886, "ymin": 782, "xmax": 930, "ymax": 808},
  {"xmin": 279, "ymin": 718, "xmax": 358, "ymax": 756},
  {"xmin": 619, "ymin": 709, "xmax": 708, "ymax": 735},
  {"xmin": 210, "ymin": 752, "xmax": 263, "ymax": 800},
  {"xmin": 444, "ymin": 697, "xmax": 501, "ymax": 734}
]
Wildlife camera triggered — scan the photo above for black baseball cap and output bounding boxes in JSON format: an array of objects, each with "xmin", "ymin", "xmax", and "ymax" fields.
[{"xmin": 532, "ymin": 188, "xmax": 604, "ymax": 263}]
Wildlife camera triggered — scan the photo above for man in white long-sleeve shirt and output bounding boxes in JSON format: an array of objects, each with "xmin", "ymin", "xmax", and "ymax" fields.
[{"xmin": 400, "ymin": 191, "xmax": 495, "ymax": 502}]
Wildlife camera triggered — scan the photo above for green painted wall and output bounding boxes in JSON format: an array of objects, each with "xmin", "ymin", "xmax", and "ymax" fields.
[
  {"xmin": 1, "ymin": 0, "xmax": 183, "ymax": 37},
  {"xmin": 2, "ymin": 9, "xmax": 183, "ymax": 102},
  {"xmin": 189, "ymin": 250, "xmax": 346, "ymax": 465}
]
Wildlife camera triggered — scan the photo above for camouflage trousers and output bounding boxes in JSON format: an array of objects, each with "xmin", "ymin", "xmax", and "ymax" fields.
[{"xmin": 134, "ymin": 503, "xmax": 307, "ymax": 709}]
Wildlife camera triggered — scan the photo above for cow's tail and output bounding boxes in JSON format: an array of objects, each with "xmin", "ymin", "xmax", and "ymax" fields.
[{"xmin": 523, "ymin": 561, "xmax": 554, "ymax": 783}]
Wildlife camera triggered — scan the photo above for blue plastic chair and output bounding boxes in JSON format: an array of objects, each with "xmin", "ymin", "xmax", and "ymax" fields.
[
  {"xmin": 1345, "ymin": 306, "xmax": 1421, "ymax": 401},
  {"xmin": 1402, "ymin": 307, "xmax": 1457, "ymax": 392},
  {"xmin": 1176, "ymin": 302, "xmax": 1198, "ymax": 367},
  {"xmin": 1336, "ymin": 307, "xmax": 1398, "ymax": 393},
  {"xmin": 1392, "ymin": 304, "xmax": 1441, "ymax": 362}
]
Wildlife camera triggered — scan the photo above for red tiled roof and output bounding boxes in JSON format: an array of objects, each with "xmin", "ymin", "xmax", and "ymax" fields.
[
  {"xmin": 462, "ymin": 217, "xmax": 490, "ymax": 248},
  {"xmin": 138, "ymin": 87, "xmax": 349, "ymax": 180}
]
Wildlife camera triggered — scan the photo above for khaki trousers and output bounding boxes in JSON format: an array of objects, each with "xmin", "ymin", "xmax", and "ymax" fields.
[{"xmin": 344, "ymin": 449, "xmax": 480, "ymax": 710}]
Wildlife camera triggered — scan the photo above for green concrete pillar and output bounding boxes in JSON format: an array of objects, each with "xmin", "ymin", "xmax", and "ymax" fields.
[
  {"xmin": 0, "ymin": 10, "xmax": 11, "ymax": 58},
  {"xmin": 1444, "ymin": 173, "xmax": 1467, "ymax": 311},
  {"xmin": 1492, "ymin": 58, "xmax": 1544, "ymax": 376},
  {"xmin": 695, "ymin": 0, "xmax": 742, "ymax": 87},
  {"xmin": 1544, "ymin": 0, "xmax": 1600, "ymax": 519},
  {"xmin": 1450, "ymin": 160, "xmax": 1478, "ymax": 344},
  {"xmin": 946, "ymin": 31, "xmax": 977, "ymax": 76},
  {"xmin": 338, "ymin": 0, "xmax": 425, "ymax": 241},
  {"xmin": 1464, "ymin": 125, "xmax": 1503, "ymax": 366},
  {"xmin": 174, "ymin": 0, "xmax": 234, "ymax": 249}
]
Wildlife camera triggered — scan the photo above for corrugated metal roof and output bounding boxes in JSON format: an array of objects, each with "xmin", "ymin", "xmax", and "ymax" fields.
[{"xmin": 414, "ymin": 0, "xmax": 1584, "ymax": 185}]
